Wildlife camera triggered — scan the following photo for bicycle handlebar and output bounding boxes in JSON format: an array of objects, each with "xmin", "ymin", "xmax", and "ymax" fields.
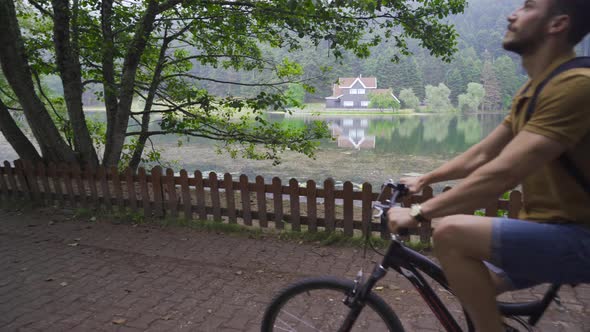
[{"xmin": 374, "ymin": 181, "xmax": 410, "ymax": 237}]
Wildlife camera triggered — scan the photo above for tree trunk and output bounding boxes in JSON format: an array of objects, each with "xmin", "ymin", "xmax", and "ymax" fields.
[
  {"xmin": 129, "ymin": 27, "xmax": 174, "ymax": 170},
  {"xmin": 51, "ymin": 0, "xmax": 99, "ymax": 166},
  {"xmin": 0, "ymin": 0, "xmax": 76, "ymax": 163},
  {"xmin": 103, "ymin": 0, "xmax": 159, "ymax": 167},
  {"xmin": 100, "ymin": 0, "xmax": 120, "ymax": 165},
  {"xmin": 0, "ymin": 99, "xmax": 41, "ymax": 162}
]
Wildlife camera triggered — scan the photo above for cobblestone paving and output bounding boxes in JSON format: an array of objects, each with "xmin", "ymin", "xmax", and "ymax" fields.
[{"xmin": 0, "ymin": 208, "xmax": 588, "ymax": 331}]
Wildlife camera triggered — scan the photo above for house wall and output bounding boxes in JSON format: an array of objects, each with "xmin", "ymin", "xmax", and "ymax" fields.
[
  {"xmin": 326, "ymin": 82, "xmax": 376, "ymax": 109},
  {"xmin": 326, "ymin": 99, "xmax": 340, "ymax": 108}
]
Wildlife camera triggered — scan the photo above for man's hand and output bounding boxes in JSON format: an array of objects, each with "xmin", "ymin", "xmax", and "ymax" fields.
[
  {"xmin": 387, "ymin": 207, "xmax": 419, "ymax": 234},
  {"xmin": 399, "ymin": 176, "xmax": 426, "ymax": 194}
]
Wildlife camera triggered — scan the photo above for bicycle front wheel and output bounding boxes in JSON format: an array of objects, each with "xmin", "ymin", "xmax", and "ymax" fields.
[{"xmin": 261, "ymin": 277, "xmax": 404, "ymax": 332}]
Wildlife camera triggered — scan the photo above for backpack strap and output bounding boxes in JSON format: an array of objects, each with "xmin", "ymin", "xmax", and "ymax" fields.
[{"xmin": 524, "ymin": 57, "xmax": 590, "ymax": 196}]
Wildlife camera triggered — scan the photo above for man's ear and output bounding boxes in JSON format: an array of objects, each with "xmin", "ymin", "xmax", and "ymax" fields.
[{"xmin": 548, "ymin": 14, "xmax": 570, "ymax": 36}]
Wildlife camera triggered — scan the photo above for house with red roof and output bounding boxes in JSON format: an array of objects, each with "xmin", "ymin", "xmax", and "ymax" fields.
[{"xmin": 325, "ymin": 75, "xmax": 399, "ymax": 109}]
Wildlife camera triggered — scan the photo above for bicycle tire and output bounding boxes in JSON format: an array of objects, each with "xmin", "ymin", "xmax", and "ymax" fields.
[{"xmin": 261, "ymin": 276, "xmax": 405, "ymax": 332}]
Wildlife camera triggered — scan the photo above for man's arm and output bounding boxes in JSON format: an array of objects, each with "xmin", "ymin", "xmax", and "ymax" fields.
[
  {"xmin": 414, "ymin": 124, "xmax": 513, "ymax": 188},
  {"xmin": 420, "ymin": 130, "xmax": 566, "ymax": 218}
]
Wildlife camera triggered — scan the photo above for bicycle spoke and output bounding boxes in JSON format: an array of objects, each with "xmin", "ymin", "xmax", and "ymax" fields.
[
  {"xmin": 278, "ymin": 310, "xmax": 323, "ymax": 331},
  {"xmin": 274, "ymin": 317, "xmax": 298, "ymax": 332}
]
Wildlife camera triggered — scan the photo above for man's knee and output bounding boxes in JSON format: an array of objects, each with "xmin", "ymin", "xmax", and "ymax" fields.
[
  {"xmin": 432, "ymin": 214, "xmax": 494, "ymax": 260},
  {"xmin": 432, "ymin": 215, "xmax": 470, "ymax": 249}
]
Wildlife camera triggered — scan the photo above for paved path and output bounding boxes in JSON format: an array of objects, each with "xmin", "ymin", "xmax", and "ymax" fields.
[{"xmin": 0, "ymin": 208, "xmax": 589, "ymax": 331}]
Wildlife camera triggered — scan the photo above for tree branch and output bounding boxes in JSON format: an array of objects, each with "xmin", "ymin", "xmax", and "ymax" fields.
[
  {"xmin": 28, "ymin": 0, "xmax": 54, "ymax": 18},
  {"xmin": 32, "ymin": 70, "xmax": 65, "ymax": 123},
  {"xmin": 158, "ymin": 73, "xmax": 293, "ymax": 87}
]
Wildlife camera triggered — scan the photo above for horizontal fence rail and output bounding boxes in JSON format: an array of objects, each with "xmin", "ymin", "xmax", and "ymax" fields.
[{"xmin": 0, "ymin": 160, "xmax": 522, "ymax": 242}]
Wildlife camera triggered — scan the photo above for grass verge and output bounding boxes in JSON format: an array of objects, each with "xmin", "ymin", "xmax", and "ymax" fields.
[{"xmin": 70, "ymin": 207, "xmax": 431, "ymax": 252}]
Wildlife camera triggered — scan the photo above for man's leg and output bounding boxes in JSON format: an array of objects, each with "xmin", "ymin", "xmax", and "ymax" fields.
[{"xmin": 432, "ymin": 214, "xmax": 502, "ymax": 332}]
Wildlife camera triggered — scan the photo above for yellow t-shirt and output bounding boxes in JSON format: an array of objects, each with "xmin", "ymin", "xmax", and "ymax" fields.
[{"xmin": 503, "ymin": 52, "xmax": 590, "ymax": 224}]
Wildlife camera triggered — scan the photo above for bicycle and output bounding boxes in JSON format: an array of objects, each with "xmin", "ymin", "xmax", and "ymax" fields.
[{"xmin": 261, "ymin": 180, "xmax": 569, "ymax": 331}]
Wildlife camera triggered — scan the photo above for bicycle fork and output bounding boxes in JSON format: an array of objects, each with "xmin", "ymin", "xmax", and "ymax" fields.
[{"xmin": 339, "ymin": 263, "xmax": 389, "ymax": 332}]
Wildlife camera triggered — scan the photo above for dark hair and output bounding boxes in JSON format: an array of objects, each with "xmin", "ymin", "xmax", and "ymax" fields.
[{"xmin": 550, "ymin": 0, "xmax": 590, "ymax": 45}]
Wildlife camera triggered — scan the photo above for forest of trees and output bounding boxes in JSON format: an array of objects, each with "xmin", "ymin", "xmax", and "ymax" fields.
[
  {"xmin": 35, "ymin": 0, "xmax": 590, "ymax": 113},
  {"xmin": 182, "ymin": 0, "xmax": 589, "ymax": 112}
]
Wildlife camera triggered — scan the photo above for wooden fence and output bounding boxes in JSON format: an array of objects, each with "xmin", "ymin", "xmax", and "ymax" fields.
[{"xmin": 0, "ymin": 160, "xmax": 523, "ymax": 242}]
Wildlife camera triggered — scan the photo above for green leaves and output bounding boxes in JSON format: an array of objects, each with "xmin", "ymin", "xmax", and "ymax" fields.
[{"xmin": 9, "ymin": 0, "xmax": 467, "ymax": 166}]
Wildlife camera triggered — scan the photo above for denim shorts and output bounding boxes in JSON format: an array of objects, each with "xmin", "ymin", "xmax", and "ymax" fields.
[{"xmin": 486, "ymin": 218, "xmax": 590, "ymax": 290}]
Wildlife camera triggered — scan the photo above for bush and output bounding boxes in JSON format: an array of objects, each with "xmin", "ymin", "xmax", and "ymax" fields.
[{"xmin": 368, "ymin": 91, "xmax": 401, "ymax": 110}]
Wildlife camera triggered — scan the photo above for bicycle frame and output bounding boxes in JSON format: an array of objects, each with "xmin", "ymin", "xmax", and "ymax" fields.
[{"xmin": 350, "ymin": 182, "xmax": 562, "ymax": 332}]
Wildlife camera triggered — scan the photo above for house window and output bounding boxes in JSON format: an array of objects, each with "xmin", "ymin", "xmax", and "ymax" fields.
[
  {"xmin": 350, "ymin": 129, "xmax": 365, "ymax": 139},
  {"xmin": 349, "ymin": 89, "xmax": 358, "ymax": 94},
  {"xmin": 361, "ymin": 101, "xmax": 369, "ymax": 107},
  {"xmin": 343, "ymin": 101, "xmax": 354, "ymax": 107},
  {"xmin": 358, "ymin": 89, "xmax": 365, "ymax": 94}
]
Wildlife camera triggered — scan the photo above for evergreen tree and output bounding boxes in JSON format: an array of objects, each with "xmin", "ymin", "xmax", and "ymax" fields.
[
  {"xmin": 481, "ymin": 55, "xmax": 502, "ymax": 111},
  {"xmin": 493, "ymin": 55, "xmax": 525, "ymax": 109},
  {"xmin": 456, "ymin": 48, "xmax": 482, "ymax": 90},
  {"xmin": 403, "ymin": 58, "xmax": 425, "ymax": 100},
  {"xmin": 445, "ymin": 68, "xmax": 463, "ymax": 105}
]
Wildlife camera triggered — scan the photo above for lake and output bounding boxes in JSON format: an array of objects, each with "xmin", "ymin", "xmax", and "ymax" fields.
[{"xmin": 0, "ymin": 112, "xmax": 506, "ymax": 190}]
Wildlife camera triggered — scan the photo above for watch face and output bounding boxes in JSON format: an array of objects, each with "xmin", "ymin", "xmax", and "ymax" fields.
[{"xmin": 410, "ymin": 205, "xmax": 420, "ymax": 217}]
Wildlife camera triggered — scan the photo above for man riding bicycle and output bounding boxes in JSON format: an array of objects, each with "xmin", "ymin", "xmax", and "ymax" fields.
[{"xmin": 387, "ymin": 0, "xmax": 590, "ymax": 331}]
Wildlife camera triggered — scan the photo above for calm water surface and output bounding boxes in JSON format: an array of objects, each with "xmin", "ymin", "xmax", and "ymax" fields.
[{"xmin": 0, "ymin": 113, "xmax": 505, "ymax": 189}]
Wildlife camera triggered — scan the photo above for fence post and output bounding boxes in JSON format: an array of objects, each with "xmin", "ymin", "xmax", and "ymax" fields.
[
  {"xmin": 508, "ymin": 190, "xmax": 522, "ymax": 218},
  {"xmin": 195, "ymin": 170, "xmax": 206, "ymax": 220},
  {"xmin": 97, "ymin": 166, "xmax": 111, "ymax": 211},
  {"xmin": 72, "ymin": 163, "xmax": 87, "ymax": 209},
  {"xmin": 125, "ymin": 168, "xmax": 137, "ymax": 212},
  {"xmin": 289, "ymin": 178, "xmax": 300, "ymax": 232},
  {"xmin": 110, "ymin": 166, "xmax": 124, "ymax": 212},
  {"xmin": 240, "ymin": 175, "xmax": 252, "ymax": 226},
  {"xmin": 23, "ymin": 160, "xmax": 41, "ymax": 205},
  {"xmin": 14, "ymin": 160, "xmax": 31, "ymax": 202},
  {"xmin": 0, "ymin": 162, "xmax": 9, "ymax": 201},
  {"xmin": 256, "ymin": 176, "xmax": 267, "ymax": 228},
  {"xmin": 179, "ymin": 170, "xmax": 192, "ymax": 220},
  {"xmin": 138, "ymin": 167, "xmax": 151, "ymax": 218},
  {"xmin": 165, "ymin": 168, "xmax": 178, "ymax": 219},
  {"xmin": 324, "ymin": 178, "xmax": 335, "ymax": 233},
  {"xmin": 86, "ymin": 165, "xmax": 98, "ymax": 211},
  {"xmin": 4, "ymin": 161, "xmax": 17, "ymax": 201},
  {"xmin": 224, "ymin": 173, "xmax": 236, "ymax": 224},
  {"xmin": 272, "ymin": 177, "xmax": 283, "ymax": 229},
  {"xmin": 343, "ymin": 181, "xmax": 354, "ymax": 237},
  {"xmin": 361, "ymin": 182, "xmax": 373, "ymax": 237},
  {"xmin": 306, "ymin": 180, "xmax": 317, "ymax": 233},
  {"xmin": 62, "ymin": 163, "xmax": 76, "ymax": 208},
  {"xmin": 48, "ymin": 163, "xmax": 63, "ymax": 207},
  {"xmin": 151, "ymin": 166, "xmax": 164, "ymax": 218},
  {"xmin": 209, "ymin": 172, "xmax": 222, "ymax": 222},
  {"xmin": 38, "ymin": 162, "xmax": 51, "ymax": 206}
]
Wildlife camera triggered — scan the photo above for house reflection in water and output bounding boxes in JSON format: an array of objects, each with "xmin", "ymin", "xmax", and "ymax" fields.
[{"xmin": 329, "ymin": 118, "xmax": 375, "ymax": 150}]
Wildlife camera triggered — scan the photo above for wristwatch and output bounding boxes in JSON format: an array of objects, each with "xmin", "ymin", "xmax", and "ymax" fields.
[{"xmin": 409, "ymin": 204, "xmax": 428, "ymax": 223}]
